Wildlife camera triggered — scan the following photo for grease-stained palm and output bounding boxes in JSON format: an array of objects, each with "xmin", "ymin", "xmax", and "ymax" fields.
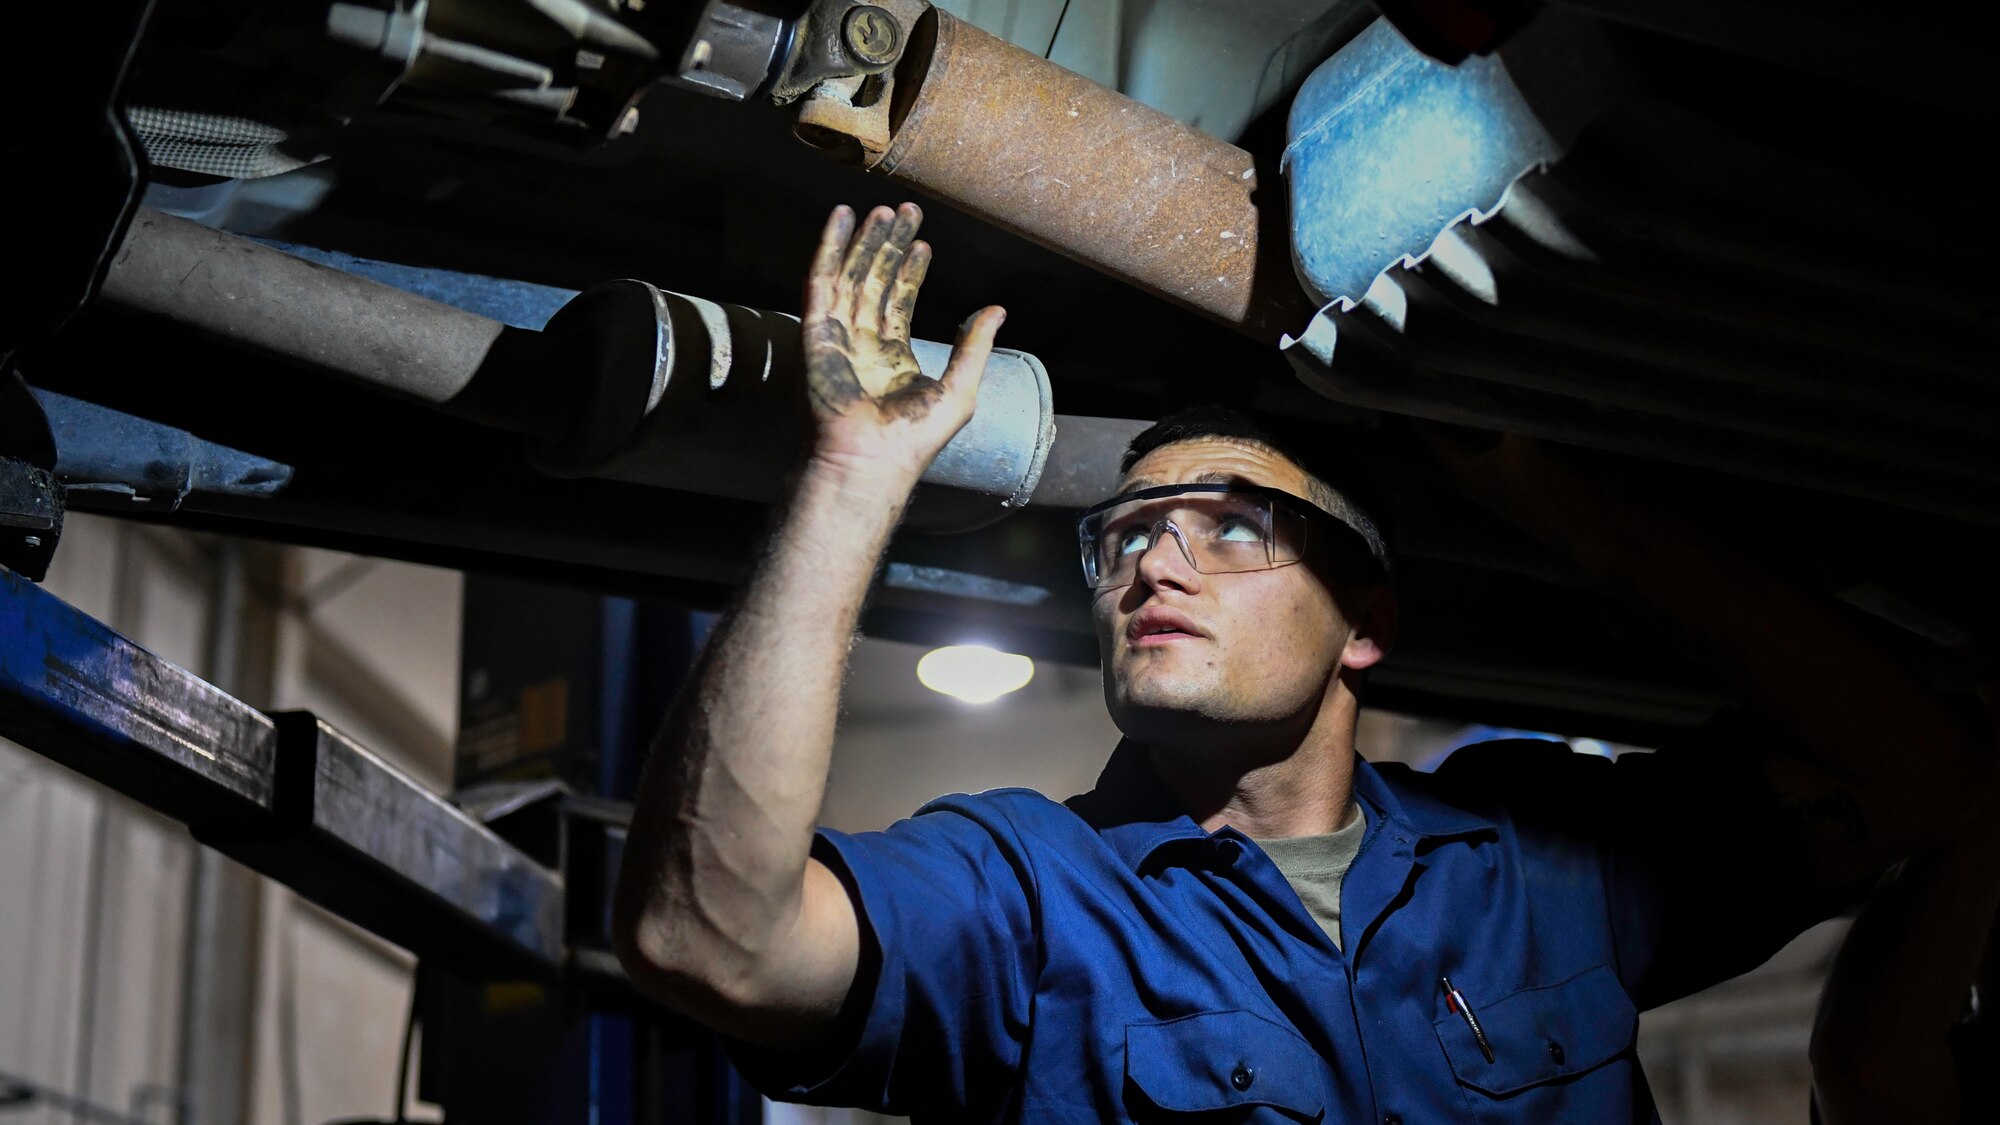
[{"xmin": 802, "ymin": 202, "xmax": 1006, "ymax": 480}]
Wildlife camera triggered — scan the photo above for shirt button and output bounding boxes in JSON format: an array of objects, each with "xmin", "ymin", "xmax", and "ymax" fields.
[
  {"xmin": 1230, "ymin": 1064, "xmax": 1254, "ymax": 1091},
  {"xmin": 1548, "ymin": 1039, "xmax": 1566, "ymax": 1066},
  {"xmin": 1383, "ymin": 1115, "xmax": 1402, "ymax": 1125}
]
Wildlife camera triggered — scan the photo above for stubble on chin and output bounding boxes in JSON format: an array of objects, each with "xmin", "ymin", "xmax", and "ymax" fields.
[{"xmin": 1109, "ymin": 650, "xmax": 1225, "ymax": 726}]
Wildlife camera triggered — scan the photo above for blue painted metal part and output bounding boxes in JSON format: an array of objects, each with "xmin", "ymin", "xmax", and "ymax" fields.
[
  {"xmin": 260, "ymin": 241, "xmax": 579, "ymax": 330},
  {"xmin": 0, "ymin": 565, "xmax": 277, "ymax": 818},
  {"xmin": 0, "ymin": 567, "xmax": 563, "ymax": 974},
  {"xmin": 34, "ymin": 388, "xmax": 294, "ymax": 507},
  {"xmin": 883, "ymin": 562, "xmax": 1053, "ymax": 607},
  {"xmin": 253, "ymin": 714, "xmax": 567, "ymax": 971},
  {"xmin": 1282, "ymin": 17, "xmax": 1561, "ymax": 308}
]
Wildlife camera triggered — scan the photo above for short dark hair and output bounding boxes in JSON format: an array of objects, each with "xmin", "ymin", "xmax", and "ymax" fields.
[{"xmin": 1121, "ymin": 406, "xmax": 1392, "ymax": 579}]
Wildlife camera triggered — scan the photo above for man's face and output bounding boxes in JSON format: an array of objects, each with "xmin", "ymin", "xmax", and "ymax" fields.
[{"xmin": 1092, "ymin": 438, "xmax": 1366, "ymax": 744}]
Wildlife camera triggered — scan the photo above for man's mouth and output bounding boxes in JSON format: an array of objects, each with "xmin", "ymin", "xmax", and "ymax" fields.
[{"xmin": 1127, "ymin": 608, "xmax": 1205, "ymax": 646}]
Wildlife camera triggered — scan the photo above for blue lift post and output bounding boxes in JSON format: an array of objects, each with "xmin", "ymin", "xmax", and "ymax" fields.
[{"xmin": 435, "ymin": 573, "xmax": 756, "ymax": 1125}]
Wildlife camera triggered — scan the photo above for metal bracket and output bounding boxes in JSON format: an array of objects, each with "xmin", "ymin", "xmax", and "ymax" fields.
[
  {"xmin": 768, "ymin": 0, "xmax": 924, "ymax": 104},
  {"xmin": 658, "ymin": 0, "xmax": 793, "ymax": 101},
  {"xmin": 0, "ymin": 373, "xmax": 62, "ymax": 580}
]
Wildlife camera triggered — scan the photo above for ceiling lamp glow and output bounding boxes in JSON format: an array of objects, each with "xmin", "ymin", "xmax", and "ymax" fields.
[{"xmin": 917, "ymin": 645, "xmax": 1035, "ymax": 704}]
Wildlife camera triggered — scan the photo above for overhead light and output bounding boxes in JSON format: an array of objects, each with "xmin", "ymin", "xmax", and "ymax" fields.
[{"xmin": 917, "ymin": 645, "xmax": 1034, "ymax": 704}]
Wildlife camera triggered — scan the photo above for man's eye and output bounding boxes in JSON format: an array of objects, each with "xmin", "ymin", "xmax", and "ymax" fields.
[
  {"xmin": 1115, "ymin": 528, "xmax": 1152, "ymax": 556},
  {"xmin": 1216, "ymin": 517, "xmax": 1265, "ymax": 543}
]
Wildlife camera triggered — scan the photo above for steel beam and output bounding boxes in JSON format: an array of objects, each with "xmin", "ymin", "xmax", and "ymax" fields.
[
  {"xmin": 0, "ymin": 565, "xmax": 276, "ymax": 824},
  {"xmin": 212, "ymin": 715, "xmax": 565, "ymax": 975},
  {"xmin": 0, "ymin": 567, "xmax": 563, "ymax": 976}
]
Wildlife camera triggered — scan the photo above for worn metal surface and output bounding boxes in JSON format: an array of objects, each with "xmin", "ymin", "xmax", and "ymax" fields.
[
  {"xmin": 261, "ymin": 241, "xmax": 579, "ymax": 329},
  {"xmin": 772, "ymin": 0, "xmax": 926, "ymax": 103},
  {"xmin": 795, "ymin": 72, "xmax": 898, "ymax": 163},
  {"xmin": 0, "ymin": 565, "xmax": 277, "ymax": 822},
  {"xmin": 0, "ymin": 458, "xmax": 63, "ymax": 582},
  {"xmin": 36, "ymin": 388, "xmax": 294, "ymax": 509},
  {"xmin": 1284, "ymin": 15, "xmax": 1570, "ymax": 308},
  {"xmin": 0, "ymin": 567, "xmax": 562, "ymax": 973},
  {"xmin": 1024, "ymin": 414, "xmax": 1151, "ymax": 509},
  {"xmin": 912, "ymin": 335, "xmax": 1055, "ymax": 512},
  {"xmin": 660, "ymin": 0, "xmax": 792, "ymax": 101},
  {"xmin": 531, "ymin": 283, "xmax": 1062, "ymax": 531},
  {"xmin": 882, "ymin": 562, "xmax": 1053, "ymax": 606},
  {"xmin": 97, "ymin": 209, "xmax": 563, "ymax": 435},
  {"xmin": 0, "ymin": 461, "xmax": 59, "ymax": 533},
  {"xmin": 223, "ymin": 714, "xmax": 566, "ymax": 972},
  {"xmin": 832, "ymin": 8, "xmax": 1312, "ymax": 341}
]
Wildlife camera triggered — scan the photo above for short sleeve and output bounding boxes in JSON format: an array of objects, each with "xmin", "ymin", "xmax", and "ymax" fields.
[
  {"xmin": 1437, "ymin": 726, "xmax": 1836, "ymax": 1010},
  {"xmin": 725, "ymin": 800, "xmax": 1039, "ymax": 1118}
]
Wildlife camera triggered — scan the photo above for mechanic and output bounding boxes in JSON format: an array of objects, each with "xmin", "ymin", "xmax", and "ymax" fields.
[{"xmin": 611, "ymin": 202, "xmax": 1993, "ymax": 1122}]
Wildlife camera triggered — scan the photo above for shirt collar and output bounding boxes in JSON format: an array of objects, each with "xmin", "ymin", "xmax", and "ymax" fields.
[{"xmin": 1068, "ymin": 738, "xmax": 1496, "ymax": 872}]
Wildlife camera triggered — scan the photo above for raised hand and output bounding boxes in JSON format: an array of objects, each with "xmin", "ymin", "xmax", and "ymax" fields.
[{"xmin": 802, "ymin": 202, "xmax": 1006, "ymax": 483}]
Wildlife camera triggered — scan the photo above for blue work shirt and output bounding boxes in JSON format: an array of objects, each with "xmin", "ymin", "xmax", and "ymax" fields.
[{"xmin": 732, "ymin": 734, "xmax": 1828, "ymax": 1122}]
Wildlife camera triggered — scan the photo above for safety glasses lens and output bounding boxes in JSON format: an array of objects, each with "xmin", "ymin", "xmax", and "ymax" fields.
[{"xmin": 1079, "ymin": 491, "xmax": 1306, "ymax": 589}]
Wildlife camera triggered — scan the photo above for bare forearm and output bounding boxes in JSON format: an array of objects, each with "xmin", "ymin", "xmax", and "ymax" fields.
[
  {"xmin": 616, "ymin": 460, "xmax": 909, "ymax": 997},
  {"xmin": 612, "ymin": 200, "xmax": 1001, "ymax": 1035}
]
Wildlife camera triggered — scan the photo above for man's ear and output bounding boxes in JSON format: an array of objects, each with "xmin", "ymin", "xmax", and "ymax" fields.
[{"xmin": 1340, "ymin": 583, "xmax": 1399, "ymax": 672}]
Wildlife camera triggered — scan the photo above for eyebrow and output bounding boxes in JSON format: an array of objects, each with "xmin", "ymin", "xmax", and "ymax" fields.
[{"xmin": 1114, "ymin": 470, "xmax": 1246, "ymax": 498}]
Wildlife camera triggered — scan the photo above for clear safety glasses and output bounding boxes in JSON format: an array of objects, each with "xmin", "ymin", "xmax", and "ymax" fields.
[{"xmin": 1076, "ymin": 484, "xmax": 1314, "ymax": 591}]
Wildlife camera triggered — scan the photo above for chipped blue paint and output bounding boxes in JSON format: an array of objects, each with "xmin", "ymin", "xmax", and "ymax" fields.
[{"xmin": 0, "ymin": 566, "xmax": 278, "ymax": 808}]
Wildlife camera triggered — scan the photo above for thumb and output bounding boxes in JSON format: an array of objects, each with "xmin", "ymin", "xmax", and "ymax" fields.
[{"xmin": 940, "ymin": 305, "xmax": 1006, "ymax": 412}]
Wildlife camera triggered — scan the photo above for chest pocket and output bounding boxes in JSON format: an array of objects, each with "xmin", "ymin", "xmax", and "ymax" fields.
[
  {"xmin": 1125, "ymin": 1009, "xmax": 1326, "ymax": 1121},
  {"xmin": 1432, "ymin": 965, "xmax": 1638, "ymax": 1096}
]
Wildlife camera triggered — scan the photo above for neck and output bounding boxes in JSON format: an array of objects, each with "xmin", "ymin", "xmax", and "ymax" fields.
[{"xmin": 1145, "ymin": 686, "xmax": 1361, "ymax": 840}]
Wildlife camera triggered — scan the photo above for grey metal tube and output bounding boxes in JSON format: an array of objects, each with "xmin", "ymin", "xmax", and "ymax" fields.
[
  {"xmin": 1026, "ymin": 415, "xmax": 1152, "ymax": 509},
  {"xmin": 547, "ymin": 283, "xmax": 1064, "ymax": 531},
  {"xmin": 96, "ymin": 220, "xmax": 1102, "ymax": 529},
  {"xmin": 98, "ymin": 209, "xmax": 564, "ymax": 435}
]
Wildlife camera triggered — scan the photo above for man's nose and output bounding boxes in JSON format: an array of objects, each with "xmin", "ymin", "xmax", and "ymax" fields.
[{"xmin": 1134, "ymin": 522, "xmax": 1201, "ymax": 593}]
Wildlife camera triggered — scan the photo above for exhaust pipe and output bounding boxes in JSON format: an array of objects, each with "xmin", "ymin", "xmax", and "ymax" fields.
[{"xmin": 94, "ymin": 210, "xmax": 1117, "ymax": 529}]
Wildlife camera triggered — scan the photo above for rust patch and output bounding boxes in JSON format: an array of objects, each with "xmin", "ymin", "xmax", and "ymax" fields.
[{"xmin": 849, "ymin": 10, "xmax": 1313, "ymax": 341}]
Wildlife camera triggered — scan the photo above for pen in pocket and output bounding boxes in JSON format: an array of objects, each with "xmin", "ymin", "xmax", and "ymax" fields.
[{"xmin": 1441, "ymin": 976, "xmax": 1496, "ymax": 1064}]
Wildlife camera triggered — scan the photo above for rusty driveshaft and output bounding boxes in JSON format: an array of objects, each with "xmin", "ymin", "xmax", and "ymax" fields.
[{"xmin": 797, "ymin": 7, "xmax": 1315, "ymax": 343}]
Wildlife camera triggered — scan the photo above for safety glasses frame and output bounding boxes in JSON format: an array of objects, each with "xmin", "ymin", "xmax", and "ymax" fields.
[{"xmin": 1076, "ymin": 483, "xmax": 1319, "ymax": 591}]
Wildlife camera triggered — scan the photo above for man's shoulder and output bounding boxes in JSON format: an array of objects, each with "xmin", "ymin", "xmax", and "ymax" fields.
[
  {"xmin": 837, "ymin": 786, "xmax": 1118, "ymax": 891},
  {"xmin": 915, "ymin": 785, "xmax": 1072, "ymax": 821},
  {"xmin": 1371, "ymin": 738, "xmax": 1625, "ymax": 829},
  {"xmin": 1431, "ymin": 737, "xmax": 1614, "ymax": 789},
  {"xmin": 897, "ymin": 786, "xmax": 1100, "ymax": 848}
]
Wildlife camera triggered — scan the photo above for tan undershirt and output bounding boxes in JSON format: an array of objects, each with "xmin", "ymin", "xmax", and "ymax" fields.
[{"xmin": 1257, "ymin": 802, "xmax": 1368, "ymax": 951}]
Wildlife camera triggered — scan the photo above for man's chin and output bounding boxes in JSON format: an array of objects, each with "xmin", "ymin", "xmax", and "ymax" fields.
[{"xmin": 1108, "ymin": 672, "xmax": 1224, "ymax": 731}]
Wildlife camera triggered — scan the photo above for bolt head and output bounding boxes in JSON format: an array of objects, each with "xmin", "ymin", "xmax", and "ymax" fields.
[{"xmin": 843, "ymin": 5, "xmax": 901, "ymax": 67}]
